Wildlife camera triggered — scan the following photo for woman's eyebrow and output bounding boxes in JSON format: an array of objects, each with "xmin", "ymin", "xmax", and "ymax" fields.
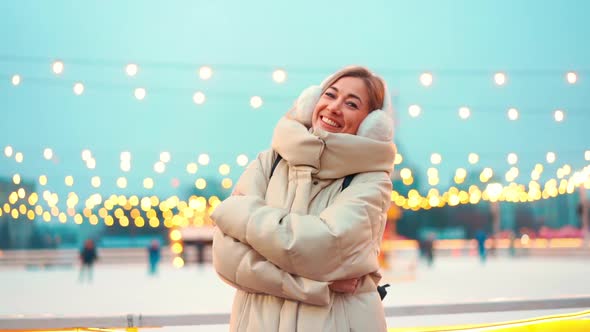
[{"xmin": 328, "ymin": 86, "xmax": 363, "ymax": 104}]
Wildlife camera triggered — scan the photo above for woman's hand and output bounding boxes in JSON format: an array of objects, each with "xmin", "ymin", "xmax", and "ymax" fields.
[{"xmin": 329, "ymin": 278, "xmax": 360, "ymax": 294}]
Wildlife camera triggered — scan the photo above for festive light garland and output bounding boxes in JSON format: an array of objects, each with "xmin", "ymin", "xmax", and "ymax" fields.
[
  {"xmin": 1, "ymin": 161, "xmax": 589, "ymax": 225},
  {"xmin": 2, "ymin": 60, "xmax": 589, "ymax": 224}
]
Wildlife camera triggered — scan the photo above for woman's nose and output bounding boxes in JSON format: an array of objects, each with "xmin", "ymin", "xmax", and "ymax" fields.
[{"xmin": 327, "ymin": 100, "xmax": 342, "ymax": 114}]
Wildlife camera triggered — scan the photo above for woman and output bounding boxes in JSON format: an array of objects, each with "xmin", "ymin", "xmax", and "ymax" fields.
[{"xmin": 211, "ymin": 66, "xmax": 396, "ymax": 331}]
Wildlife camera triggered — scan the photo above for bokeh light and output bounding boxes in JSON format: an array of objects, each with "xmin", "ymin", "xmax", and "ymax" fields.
[
  {"xmin": 419, "ymin": 72, "xmax": 433, "ymax": 87},
  {"xmin": 250, "ymin": 96, "xmax": 263, "ymax": 109},
  {"xmin": 408, "ymin": 104, "xmax": 421, "ymax": 117},
  {"xmin": 494, "ymin": 72, "xmax": 507, "ymax": 86},
  {"xmin": 199, "ymin": 66, "xmax": 213, "ymax": 80},
  {"xmin": 272, "ymin": 69, "xmax": 287, "ymax": 83}
]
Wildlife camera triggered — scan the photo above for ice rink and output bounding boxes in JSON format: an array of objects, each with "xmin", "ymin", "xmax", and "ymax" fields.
[{"xmin": 1, "ymin": 254, "xmax": 589, "ymax": 331}]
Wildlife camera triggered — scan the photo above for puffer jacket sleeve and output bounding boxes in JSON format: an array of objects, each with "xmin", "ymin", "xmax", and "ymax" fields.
[
  {"xmin": 212, "ymin": 227, "xmax": 331, "ymax": 306},
  {"xmin": 214, "ymin": 149, "xmax": 272, "ymax": 243},
  {"xmin": 212, "ymin": 172, "xmax": 391, "ymax": 282}
]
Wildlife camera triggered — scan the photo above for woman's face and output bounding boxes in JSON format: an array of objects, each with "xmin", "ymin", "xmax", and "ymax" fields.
[{"xmin": 311, "ymin": 76, "xmax": 371, "ymax": 135}]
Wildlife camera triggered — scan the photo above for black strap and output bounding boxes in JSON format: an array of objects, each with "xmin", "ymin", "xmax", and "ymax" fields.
[
  {"xmin": 270, "ymin": 153, "xmax": 283, "ymax": 178},
  {"xmin": 341, "ymin": 174, "xmax": 356, "ymax": 191},
  {"xmin": 377, "ymin": 284, "xmax": 390, "ymax": 300}
]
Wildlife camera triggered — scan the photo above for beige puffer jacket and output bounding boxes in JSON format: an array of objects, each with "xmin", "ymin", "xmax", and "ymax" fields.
[{"xmin": 211, "ymin": 117, "xmax": 395, "ymax": 331}]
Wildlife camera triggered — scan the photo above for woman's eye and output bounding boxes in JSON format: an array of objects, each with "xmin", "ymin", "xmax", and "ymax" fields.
[
  {"xmin": 325, "ymin": 92, "xmax": 336, "ymax": 98},
  {"xmin": 346, "ymin": 101, "xmax": 359, "ymax": 109}
]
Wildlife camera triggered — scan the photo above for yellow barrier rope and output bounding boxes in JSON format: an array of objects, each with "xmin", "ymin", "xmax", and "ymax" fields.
[
  {"xmin": 0, "ymin": 328, "xmax": 128, "ymax": 332},
  {"xmin": 1, "ymin": 309, "xmax": 589, "ymax": 332},
  {"xmin": 388, "ymin": 309, "xmax": 590, "ymax": 332}
]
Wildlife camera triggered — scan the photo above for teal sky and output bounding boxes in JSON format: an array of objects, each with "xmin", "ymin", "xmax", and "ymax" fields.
[{"xmin": 1, "ymin": 0, "xmax": 589, "ymax": 200}]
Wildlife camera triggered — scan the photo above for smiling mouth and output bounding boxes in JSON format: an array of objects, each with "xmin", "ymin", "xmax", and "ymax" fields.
[{"xmin": 321, "ymin": 116, "xmax": 341, "ymax": 128}]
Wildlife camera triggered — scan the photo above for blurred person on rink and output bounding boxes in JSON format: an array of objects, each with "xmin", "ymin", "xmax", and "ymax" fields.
[
  {"xmin": 211, "ymin": 66, "xmax": 396, "ymax": 331},
  {"xmin": 475, "ymin": 229, "xmax": 488, "ymax": 263},
  {"xmin": 148, "ymin": 239, "xmax": 161, "ymax": 276},
  {"xmin": 78, "ymin": 238, "xmax": 98, "ymax": 283},
  {"xmin": 420, "ymin": 232, "xmax": 436, "ymax": 267}
]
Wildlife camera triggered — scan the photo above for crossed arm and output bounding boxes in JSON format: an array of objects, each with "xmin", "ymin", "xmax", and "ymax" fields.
[{"xmin": 211, "ymin": 150, "xmax": 389, "ymax": 304}]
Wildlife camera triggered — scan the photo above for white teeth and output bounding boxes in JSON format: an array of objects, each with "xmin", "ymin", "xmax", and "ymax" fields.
[{"xmin": 321, "ymin": 116, "xmax": 339, "ymax": 127}]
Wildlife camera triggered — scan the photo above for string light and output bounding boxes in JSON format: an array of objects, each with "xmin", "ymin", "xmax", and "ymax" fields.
[
  {"xmin": 154, "ymin": 161, "xmax": 165, "ymax": 173},
  {"xmin": 4, "ymin": 146, "xmax": 13, "ymax": 157},
  {"xmin": 65, "ymin": 176, "xmax": 74, "ymax": 187},
  {"xmin": 195, "ymin": 178, "xmax": 207, "ymax": 190},
  {"xmin": 120, "ymin": 151, "xmax": 131, "ymax": 161},
  {"xmin": 554, "ymin": 109, "xmax": 565, "ymax": 122},
  {"xmin": 221, "ymin": 178, "xmax": 233, "ymax": 189},
  {"xmin": 458, "ymin": 107, "xmax": 471, "ymax": 119},
  {"xmin": 143, "ymin": 178, "xmax": 154, "ymax": 189},
  {"xmin": 566, "ymin": 71, "xmax": 577, "ymax": 84},
  {"xmin": 186, "ymin": 162, "xmax": 198, "ymax": 174},
  {"xmin": 481, "ymin": 167, "xmax": 493, "ymax": 179},
  {"xmin": 86, "ymin": 158, "xmax": 96, "ymax": 169},
  {"xmin": 120, "ymin": 160, "xmax": 131, "ymax": 172},
  {"xmin": 198, "ymin": 154, "xmax": 210, "ymax": 166},
  {"xmin": 15, "ymin": 152, "xmax": 23, "ymax": 163},
  {"xmin": 408, "ymin": 104, "xmax": 421, "ymax": 117},
  {"xmin": 507, "ymin": 153, "xmax": 518, "ymax": 165},
  {"xmin": 160, "ymin": 152, "xmax": 171, "ymax": 163},
  {"xmin": 400, "ymin": 168, "xmax": 412, "ymax": 179},
  {"xmin": 507, "ymin": 108, "xmax": 519, "ymax": 120},
  {"xmin": 73, "ymin": 82, "xmax": 85, "ymax": 95},
  {"xmin": 125, "ymin": 63, "xmax": 139, "ymax": 77},
  {"xmin": 250, "ymin": 96, "xmax": 263, "ymax": 109},
  {"xmin": 427, "ymin": 167, "xmax": 438, "ymax": 178},
  {"xmin": 116, "ymin": 177, "xmax": 127, "ymax": 189},
  {"xmin": 486, "ymin": 183, "xmax": 503, "ymax": 201},
  {"xmin": 43, "ymin": 148, "xmax": 53, "ymax": 160},
  {"xmin": 236, "ymin": 154, "xmax": 249, "ymax": 167},
  {"xmin": 419, "ymin": 72, "xmax": 433, "ymax": 87},
  {"xmin": 272, "ymin": 69, "xmax": 287, "ymax": 83},
  {"xmin": 173, "ymin": 257, "xmax": 185, "ymax": 268},
  {"xmin": 134, "ymin": 88, "xmax": 146, "ymax": 100},
  {"xmin": 546, "ymin": 152, "xmax": 556, "ymax": 163},
  {"xmin": 11, "ymin": 74, "xmax": 21, "ymax": 86},
  {"xmin": 52, "ymin": 60, "xmax": 64, "ymax": 75},
  {"xmin": 91, "ymin": 176, "xmax": 101, "ymax": 188},
  {"xmin": 193, "ymin": 91, "xmax": 206, "ymax": 105},
  {"xmin": 494, "ymin": 72, "xmax": 507, "ymax": 86},
  {"xmin": 430, "ymin": 153, "xmax": 442, "ymax": 165},
  {"xmin": 81, "ymin": 149, "xmax": 92, "ymax": 161},
  {"xmin": 468, "ymin": 153, "xmax": 479, "ymax": 164},
  {"xmin": 198, "ymin": 66, "xmax": 213, "ymax": 80},
  {"xmin": 218, "ymin": 164, "xmax": 230, "ymax": 175},
  {"xmin": 455, "ymin": 168, "xmax": 467, "ymax": 183}
]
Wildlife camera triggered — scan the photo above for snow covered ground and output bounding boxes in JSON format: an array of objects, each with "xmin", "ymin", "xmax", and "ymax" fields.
[{"xmin": 1, "ymin": 255, "xmax": 589, "ymax": 331}]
